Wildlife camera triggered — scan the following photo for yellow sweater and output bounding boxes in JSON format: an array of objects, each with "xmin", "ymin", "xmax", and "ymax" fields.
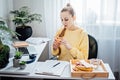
[{"xmin": 51, "ymin": 27, "xmax": 89, "ymax": 61}]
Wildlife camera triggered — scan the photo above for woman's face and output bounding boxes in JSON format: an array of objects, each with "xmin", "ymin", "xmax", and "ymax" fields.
[{"xmin": 60, "ymin": 11, "xmax": 74, "ymax": 28}]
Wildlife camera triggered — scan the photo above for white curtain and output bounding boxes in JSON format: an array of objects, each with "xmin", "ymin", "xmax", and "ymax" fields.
[{"xmin": 44, "ymin": 0, "xmax": 120, "ymax": 74}]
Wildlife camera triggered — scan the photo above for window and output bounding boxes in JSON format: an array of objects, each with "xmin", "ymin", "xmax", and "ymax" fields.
[{"xmin": 70, "ymin": 0, "xmax": 120, "ymax": 24}]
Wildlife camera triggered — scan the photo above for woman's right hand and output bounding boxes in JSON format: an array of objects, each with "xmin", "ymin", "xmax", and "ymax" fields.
[{"xmin": 53, "ymin": 37, "xmax": 62, "ymax": 50}]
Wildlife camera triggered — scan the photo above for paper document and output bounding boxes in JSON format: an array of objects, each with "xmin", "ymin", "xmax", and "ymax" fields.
[
  {"xmin": 35, "ymin": 60, "xmax": 69, "ymax": 76},
  {"xmin": 26, "ymin": 37, "xmax": 50, "ymax": 45}
]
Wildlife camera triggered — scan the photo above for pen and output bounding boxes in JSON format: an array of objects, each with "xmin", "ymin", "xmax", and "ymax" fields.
[{"xmin": 52, "ymin": 62, "xmax": 60, "ymax": 67}]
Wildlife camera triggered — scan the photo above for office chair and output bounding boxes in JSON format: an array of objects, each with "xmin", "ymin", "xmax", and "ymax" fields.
[{"xmin": 88, "ymin": 34, "xmax": 98, "ymax": 59}]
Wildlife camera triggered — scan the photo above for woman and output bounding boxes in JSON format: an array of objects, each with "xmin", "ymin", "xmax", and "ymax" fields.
[{"xmin": 51, "ymin": 3, "xmax": 89, "ymax": 61}]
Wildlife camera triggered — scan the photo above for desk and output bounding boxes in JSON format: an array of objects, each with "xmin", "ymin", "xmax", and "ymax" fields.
[
  {"xmin": 30, "ymin": 62, "xmax": 115, "ymax": 80},
  {"xmin": 0, "ymin": 38, "xmax": 115, "ymax": 80},
  {"xmin": 0, "ymin": 62, "xmax": 115, "ymax": 80}
]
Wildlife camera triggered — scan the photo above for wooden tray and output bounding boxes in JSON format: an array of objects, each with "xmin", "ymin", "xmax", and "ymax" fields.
[{"xmin": 70, "ymin": 59, "xmax": 109, "ymax": 78}]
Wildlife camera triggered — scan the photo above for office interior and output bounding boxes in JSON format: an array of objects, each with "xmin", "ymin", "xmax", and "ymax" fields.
[{"xmin": 0, "ymin": 0, "xmax": 120, "ymax": 80}]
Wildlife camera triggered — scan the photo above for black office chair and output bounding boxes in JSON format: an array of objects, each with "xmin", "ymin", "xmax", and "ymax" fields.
[{"xmin": 88, "ymin": 34, "xmax": 98, "ymax": 59}]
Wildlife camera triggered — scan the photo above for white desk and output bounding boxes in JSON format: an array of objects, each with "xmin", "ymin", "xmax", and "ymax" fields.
[
  {"xmin": 0, "ymin": 38, "xmax": 115, "ymax": 80},
  {"xmin": 0, "ymin": 62, "xmax": 115, "ymax": 80},
  {"xmin": 31, "ymin": 62, "xmax": 115, "ymax": 80},
  {"xmin": 0, "ymin": 42, "xmax": 48, "ymax": 75}
]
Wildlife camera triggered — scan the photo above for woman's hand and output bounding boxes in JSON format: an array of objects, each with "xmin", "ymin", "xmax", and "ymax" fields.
[
  {"xmin": 53, "ymin": 37, "xmax": 62, "ymax": 50},
  {"xmin": 61, "ymin": 39, "xmax": 72, "ymax": 50}
]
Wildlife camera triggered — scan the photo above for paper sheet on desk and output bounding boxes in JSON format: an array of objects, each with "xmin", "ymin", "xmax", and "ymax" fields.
[
  {"xmin": 35, "ymin": 60, "xmax": 69, "ymax": 76},
  {"xmin": 26, "ymin": 37, "xmax": 50, "ymax": 45}
]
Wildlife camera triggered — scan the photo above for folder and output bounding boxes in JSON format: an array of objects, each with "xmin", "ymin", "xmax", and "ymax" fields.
[
  {"xmin": 13, "ymin": 41, "xmax": 29, "ymax": 48},
  {"xmin": 35, "ymin": 60, "xmax": 69, "ymax": 76}
]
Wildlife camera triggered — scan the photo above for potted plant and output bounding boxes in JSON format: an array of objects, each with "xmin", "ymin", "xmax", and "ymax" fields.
[
  {"xmin": 0, "ymin": 39, "xmax": 10, "ymax": 69},
  {"xmin": 0, "ymin": 19, "xmax": 17, "ymax": 69},
  {"xmin": 19, "ymin": 61, "xmax": 26, "ymax": 69},
  {"xmin": 13, "ymin": 51, "xmax": 23, "ymax": 67},
  {"xmin": 10, "ymin": 6, "xmax": 42, "ymax": 41}
]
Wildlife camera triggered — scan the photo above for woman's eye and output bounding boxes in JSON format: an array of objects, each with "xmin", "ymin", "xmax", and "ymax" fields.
[
  {"xmin": 61, "ymin": 19, "xmax": 63, "ymax": 21},
  {"xmin": 65, "ymin": 18, "xmax": 69, "ymax": 21}
]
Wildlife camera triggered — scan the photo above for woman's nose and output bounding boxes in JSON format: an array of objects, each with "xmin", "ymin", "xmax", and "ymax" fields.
[{"xmin": 63, "ymin": 21, "xmax": 67, "ymax": 25}]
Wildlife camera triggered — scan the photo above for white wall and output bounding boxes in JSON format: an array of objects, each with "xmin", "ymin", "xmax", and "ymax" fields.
[
  {"xmin": 0, "ymin": 0, "xmax": 13, "ymax": 29},
  {"xmin": 0, "ymin": 0, "xmax": 10, "ymax": 20},
  {"xmin": 0, "ymin": 0, "xmax": 6, "ymax": 18},
  {"xmin": 12, "ymin": 0, "xmax": 46, "ymax": 37}
]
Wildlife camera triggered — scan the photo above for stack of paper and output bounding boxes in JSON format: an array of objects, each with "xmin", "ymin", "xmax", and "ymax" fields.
[
  {"xmin": 35, "ymin": 60, "xmax": 69, "ymax": 76},
  {"xmin": 26, "ymin": 37, "xmax": 50, "ymax": 45}
]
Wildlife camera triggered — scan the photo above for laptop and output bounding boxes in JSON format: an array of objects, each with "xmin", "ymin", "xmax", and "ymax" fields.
[{"xmin": 18, "ymin": 46, "xmax": 37, "ymax": 56}]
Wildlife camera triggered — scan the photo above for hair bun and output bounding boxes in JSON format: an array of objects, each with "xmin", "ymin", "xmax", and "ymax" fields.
[{"xmin": 66, "ymin": 3, "xmax": 71, "ymax": 7}]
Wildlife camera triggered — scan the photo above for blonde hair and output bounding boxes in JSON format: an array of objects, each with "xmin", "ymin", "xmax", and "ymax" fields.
[{"xmin": 61, "ymin": 3, "xmax": 75, "ymax": 17}]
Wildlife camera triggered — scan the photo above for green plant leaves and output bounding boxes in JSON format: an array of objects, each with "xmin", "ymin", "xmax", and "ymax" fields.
[
  {"xmin": 10, "ymin": 6, "xmax": 42, "ymax": 27},
  {"xmin": 0, "ymin": 20, "xmax": 18, "ymax": 36},
  {"xmin": 19, "ymin": 61, "xmax": 26, "ymax": 65},
  {"xmin": 14, "ymin": 51, "xmax": 23, "ymax": 59}
]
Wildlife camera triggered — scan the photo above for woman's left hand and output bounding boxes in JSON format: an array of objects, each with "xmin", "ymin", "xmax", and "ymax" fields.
[{"xmin": 61, "ymin": 39, "xmax": 72, "ymax": 50}]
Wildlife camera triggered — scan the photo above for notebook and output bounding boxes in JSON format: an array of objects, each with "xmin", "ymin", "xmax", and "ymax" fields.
[{"xmin": 35, "ymin": 60, "xmax": 69, "ymax": 76}]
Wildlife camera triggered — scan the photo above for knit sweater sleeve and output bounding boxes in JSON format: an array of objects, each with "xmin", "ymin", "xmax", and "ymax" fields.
[{"xmin": 69, "ymin": 31, "xmax": 89, "ymax": 60}]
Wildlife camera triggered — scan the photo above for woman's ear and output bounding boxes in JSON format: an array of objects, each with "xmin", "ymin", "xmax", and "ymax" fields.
[{"xmin": 73, "ymin": 16, "xmax": 76, "ymax": 20}]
